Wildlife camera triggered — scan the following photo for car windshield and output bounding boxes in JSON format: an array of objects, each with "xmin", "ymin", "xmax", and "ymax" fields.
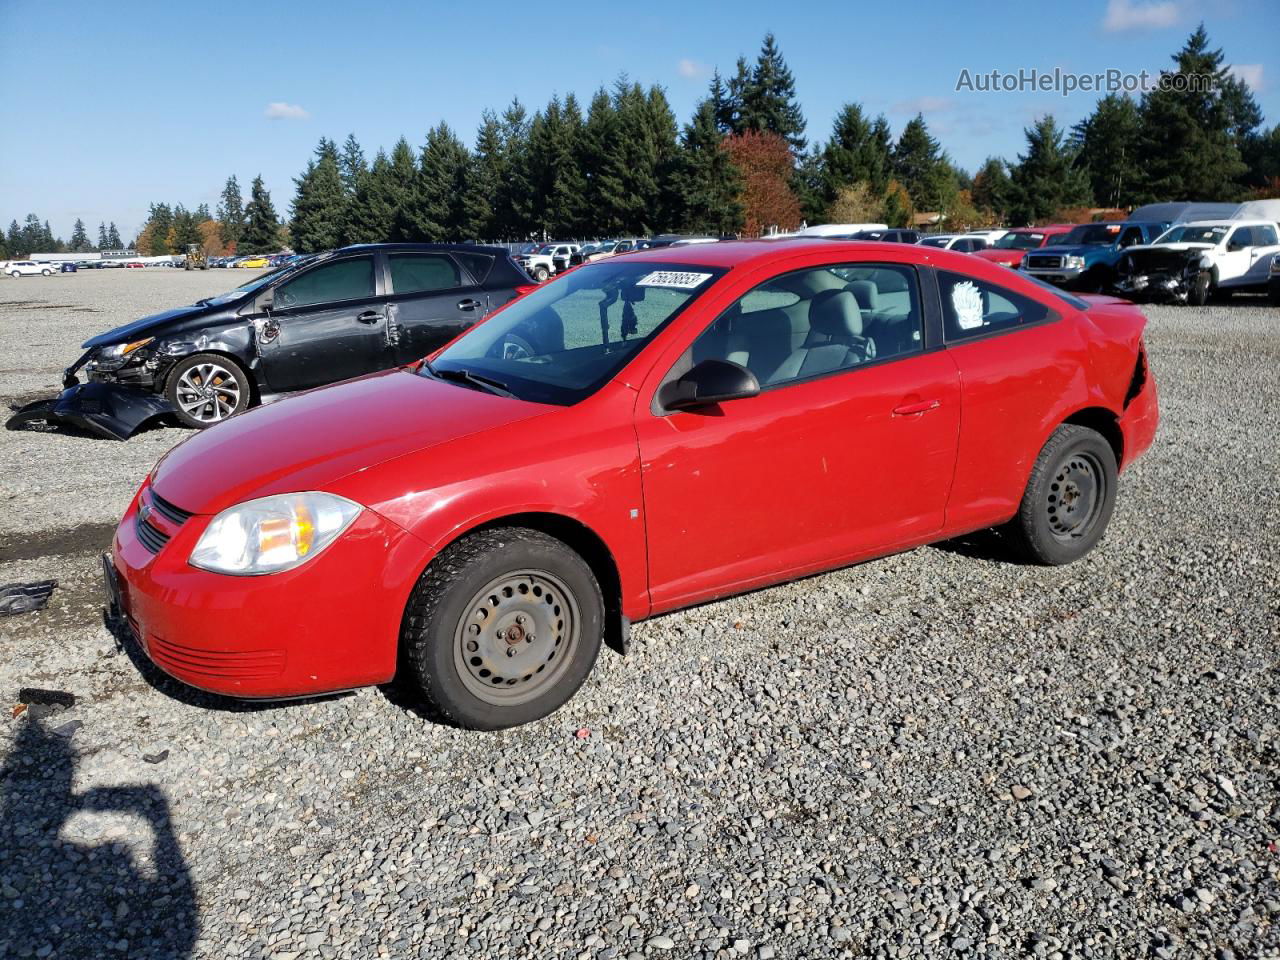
[
  {"xmin": 202, "ymin": 257, "xmax": 317, "ymax": 305},
  {"xmin": 994, "ymin": 232, "xmax": 1047, "ymax": 250},
  {"xmin": 1153, "ymin": 224, "xmax": 1228, "ymax": 244},
  {"xmin": 429, "ymin": 260, "xmax": 725, "ymax": 405},
  {"xmin": 1062, "ymin": 224, "xmax": 1122, "ymax": 245}
]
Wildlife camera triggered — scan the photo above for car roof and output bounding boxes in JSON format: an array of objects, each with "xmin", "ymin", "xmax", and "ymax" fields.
[
  {"xmin": 338, "ymin": 242, "xmax": 515, "ymax": 256},
  {"xmin": 1174, "ymin": 219, "xmax": 1264, "ymax": 228},
  {"xmin": 607, "ymin": 237, "xmax": 1009, "ymax": 271}
]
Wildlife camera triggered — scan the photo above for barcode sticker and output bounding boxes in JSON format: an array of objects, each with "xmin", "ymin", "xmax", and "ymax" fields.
[{"xmin": 637, "ymin": 271, "xmax": 713, "ymax": 290}]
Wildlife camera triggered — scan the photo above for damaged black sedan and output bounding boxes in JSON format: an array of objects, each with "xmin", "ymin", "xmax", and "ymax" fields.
[{"xmin": 7, "ymin": 244, "xmax": 535, "ymax": 439}]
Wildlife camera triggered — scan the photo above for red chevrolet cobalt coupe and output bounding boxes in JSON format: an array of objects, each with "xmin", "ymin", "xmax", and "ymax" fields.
[{"xmin": 106, "ymin": 240, "xmax": 1158, "ymax": 729}]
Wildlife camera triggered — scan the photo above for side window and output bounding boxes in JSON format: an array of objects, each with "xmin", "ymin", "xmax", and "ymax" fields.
[
  {"xmin": 276, "ymin": 257, "xmax": 374, "ymax": 309},
  {"xmin": 686, "ymin": 264, "xmax": 922, "ymax": 388},
  {"xmin": 938, "ymin": 270, "xmax": 1052, "ymax": 342},
  {"xmin": 388, "ymin": 254, "xmax": 461, "ymax": 295},
  {"xmin": 1119, "ymin": 227, "xmax": 1143, "ymax": 248},
  {"xmin": 1227, "ymin": 226, "xmax": 1254, "ymax": 249},
  {"xmin": 1255, "ymin": 224, "xmax": 1279, "ymax": 246}
]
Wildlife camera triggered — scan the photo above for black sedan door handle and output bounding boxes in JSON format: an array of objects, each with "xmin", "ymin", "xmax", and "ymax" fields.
[
  {"xmin": 356, "ymin": 311, "xmax": 384, "ymax": 324},
  {"xmin": 457, "ymin": 298, "xmax": 483, "ymax": 312}
]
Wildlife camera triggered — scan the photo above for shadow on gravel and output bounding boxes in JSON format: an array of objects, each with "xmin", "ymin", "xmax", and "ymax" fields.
[
  {"xmin": 0, "ymin": 719, "xmax": 197, "ymax": 958},
  {"xmin": 105, "ymin": 612, "xmax": 352, "ymax": 714},
  {"xmin": 930, "ymin": 528, "xmax": 1018, "ymax": 564}
]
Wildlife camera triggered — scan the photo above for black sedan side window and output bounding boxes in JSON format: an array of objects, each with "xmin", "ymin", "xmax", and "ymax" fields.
[
  {"xmin": 276, "ymin": 257, "xmax": 375, "ymax": 308},
  {"xmin": 388, "ymin": 254, "xmax": 462, "ymax": 294},
  {"xmin": 938, "ymin": 271, "xmax": 1051, "ymax": 342}
]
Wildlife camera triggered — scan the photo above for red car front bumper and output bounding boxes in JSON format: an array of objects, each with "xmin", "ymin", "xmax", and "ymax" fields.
[{"xmin": 110, "ymin": 483, "xmax": 433, "ymax": 698}]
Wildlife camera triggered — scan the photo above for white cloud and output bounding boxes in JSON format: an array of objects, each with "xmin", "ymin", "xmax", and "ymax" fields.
[
  {"xmin": 264, "ymin": 101, "xmax": 310, "ymax": 120},
  {"xmin": 891, "ymin": 96, "xmax": 955, "ymax": 115},
  {"xmin": 677, "ymin": 58, "xmax": 708, "ymax": 79},
  {"xmin": 1229, "ymin": 63, "xmax": 1265, "ymax": 92},
  {"xmin": 1102, "ymin": 0, "xmax": 1185, "ymax": 32}
]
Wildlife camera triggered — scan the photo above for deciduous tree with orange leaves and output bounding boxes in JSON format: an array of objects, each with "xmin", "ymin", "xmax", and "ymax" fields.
[{"xmin": 720, "ymin": 130, "xmax": 801, "ymax": 236}]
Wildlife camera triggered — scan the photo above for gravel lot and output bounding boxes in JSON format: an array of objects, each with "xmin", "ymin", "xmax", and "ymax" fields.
[{"xmin": 1, "ymin": 270, "xmax": 1277, "ymax": 960}]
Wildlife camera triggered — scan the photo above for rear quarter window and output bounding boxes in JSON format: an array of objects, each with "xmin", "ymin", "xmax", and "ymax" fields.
[{"xmin": 938, "ymin": 270, "xmax": 1054, "ymax": 342}]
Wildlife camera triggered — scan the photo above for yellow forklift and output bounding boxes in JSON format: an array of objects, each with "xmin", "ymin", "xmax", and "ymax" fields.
[{"xmin": 184, "ymin": 243, "xmax": 208, "ymax": 270}]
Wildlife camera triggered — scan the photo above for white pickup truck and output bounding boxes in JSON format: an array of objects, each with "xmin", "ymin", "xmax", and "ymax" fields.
[
  {"xmin": 1114, "ymin": 219, "xmax": 1280, "ymax": 305},
  {"xmin": 516, "ymin": 242, "xmax": 580, "ymax": 282}
]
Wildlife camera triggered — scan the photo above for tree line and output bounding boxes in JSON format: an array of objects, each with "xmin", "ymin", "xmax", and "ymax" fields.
[{"xmin": 4, "ymin": 26, "xmax": 1276, "ymax": 261}]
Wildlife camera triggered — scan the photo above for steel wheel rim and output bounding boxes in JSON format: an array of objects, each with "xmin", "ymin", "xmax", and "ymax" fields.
[
  {"xmin": 1046, "ymin": 451, "xmax": 1105, "ymax": 541},
  {"xmin": 175, "ymin": 362, "xmax": 241, "ymax": 423},
  {"xmin": 453, "ymin": 569, "xmax": 580, "ymax": 706}
]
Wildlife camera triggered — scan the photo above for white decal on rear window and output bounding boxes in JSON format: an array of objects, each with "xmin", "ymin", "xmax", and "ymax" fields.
[
  {"xmin": 952, "ymin": 280, "xmax": 985, "ymax": 330},
  {"xmin": 637, "ymin": 271, "xmax": 713, "ymax": 290}
]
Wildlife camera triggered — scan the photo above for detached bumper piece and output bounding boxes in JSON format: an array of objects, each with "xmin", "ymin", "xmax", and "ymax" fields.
[{"xmin": 6, "ymin": 382, "xmax": 175, "ymax": 441}]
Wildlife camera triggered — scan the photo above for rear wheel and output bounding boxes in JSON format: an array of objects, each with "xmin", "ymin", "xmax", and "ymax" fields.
[
  {"xmin": 1005, "ymin": 425, "xmax": 1118, "ymax": 565},
  {"xmin": 165, "ymin": 353, "xmax": 251, "ymax": 428},
  {"xmin": 400, "ymin": 527, "xmax": 603, "ymax": 730}
]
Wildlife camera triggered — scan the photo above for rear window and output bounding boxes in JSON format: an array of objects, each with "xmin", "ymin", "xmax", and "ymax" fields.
[
  {"xmin": 388, "ymin": 253, "xmax": 461, "ymax": 294},
  {"xmin": 455, "ymin": 252, "xmax": 494, "ymax": 284}
]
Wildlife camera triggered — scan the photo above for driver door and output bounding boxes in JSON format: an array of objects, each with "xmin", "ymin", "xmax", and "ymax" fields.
[{"xmin": 257, "ymin": 254, "xmax": 390, "ymax": 392}]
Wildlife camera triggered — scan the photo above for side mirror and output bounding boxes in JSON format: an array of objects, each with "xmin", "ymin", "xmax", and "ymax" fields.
[{"xmin": 659, "ymin": 359, "xmax": 760, "ymax": 412}]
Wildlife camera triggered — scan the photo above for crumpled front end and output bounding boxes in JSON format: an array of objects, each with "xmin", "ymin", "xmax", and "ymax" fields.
[{"xmin": 1113, "ymin": 248, "xmax": 1203, "ymax": 302}]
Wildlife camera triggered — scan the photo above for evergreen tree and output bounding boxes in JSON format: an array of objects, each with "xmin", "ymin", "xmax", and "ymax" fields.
[
  {"xmin": 145, "ymin": 203, "xmax": 174, "ymax": 254},
  {"xmin": 413, "ymin": 122, "xmax": 473, "ymax": 240},
  {"xmin": 240, "ymin": 176, "xmax": 281, "ymax": 253},
  {"xmin": 194, "ymin": 203, "xmax": 212, "ymax": 222},
  {"xmin": 386, "ymin": 138, "xmax": 422, "ymax": 242},
  {"xmin": 1134, "ymin": 25, "xmax": 1253, "ymax": 202},
  {"xmin": 290, "ymin": 137, "xmax": 347, "ymax": 252},
  {"xmin": 69, "ymin": 218, "xmax": 90, "ymax": 251},
  {"xmin": 527, "ymin": 95, "xmax": 587, "ymax": 238},
  {"xmin": 708, "ymin": 70, "xmax": 735, "ymax": 134},
  {"xmin": 578, "ymin": 89, "xmax": 620, "ymax": 235},
  {"xmin": 346, "ymin": 149, "xmax": 397, "ymax": 243},
  {"xmin": 496, "ymin": 100, "xmax": 535, "ymax": 238},
  {"xmin": 106, "ymin": 223, "xmax": 122, "ymax": 249},
  {"xmin": 792, "ymin": 145, "xmax": 826, "ymax": 224},
  {"xmin": 736, "ymin": 33, "xmax": 806, "ymax": 152},
  {"xmin": 97, "ymin": 221, "xmax": 109, "ymax": 249},
  {"xmin": 725, "ymin": 58, "xmax": 752, "ymax": 133},
  {"xmin": 464, "ymin": 111, "xmax": 504, "ymax": 240},
  {"xmin": 892, "ymin": 115, "xmax": 958, "ymax": 214},
  {"xmin": 970, "ymin": 157, "xmax": 1013, "ymax": 220},
  {"xmin": 217, "ymin": 175, "xmax": 246, "ymax": 250},
  {"xmin": 1008, "ymin": 116, "xmax": 1091, "ymax": 224},
  {"xmin": 172, "ymin": 205, "xmax": 203, "ymax": 250},
  {"xmin": 6, "ymin": 220, "xmax": 22, "ymax": 256},
  {"xmin": 1071, "ymin": 94, "xmax": 1141, "ymax": 208},
  {"xmin": 821, "ymin": 103, "xmax": 892, "ymax": 208},
  {"xmin": 596, "ymin": 80, "xmax": 681, "ymax": 235},
  {"xmin": 674, "ymin": 98, "xmax": 744, "ymax": 235},
  {"xmin": 339, "ymin": 133, "xmax": 368, "ymax": 194}
]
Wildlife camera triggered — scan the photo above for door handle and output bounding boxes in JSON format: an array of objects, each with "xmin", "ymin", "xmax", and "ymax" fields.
[
  {"xmin": 457, "ymin": 298, "xmax": 484, "ymax": 312},
  {"xmin": 356, "ymin": 311, "xmax": 383, "ymax": 324},
  {"xmin": 892, "ymin": 398, "xmax": 941, "ymax": 416}
]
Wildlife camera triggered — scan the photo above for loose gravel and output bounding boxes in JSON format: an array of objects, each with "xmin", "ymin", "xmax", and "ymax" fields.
[{"xmin": 1, "ymin": 270, "xmax": 1278, "ymax": 959}]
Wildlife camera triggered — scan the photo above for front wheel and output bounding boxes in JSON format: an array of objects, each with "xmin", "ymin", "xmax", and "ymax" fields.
[
  {"xmin": 400, "ymin": 527, "xmax": 603, "ymax": 730},
  {"xmin": 42, "ymin": 269, "xmax": 52, "ymax": 276},
  {"xmin": 165, "ymin": 353, "xmax": 251, "ymax": 428},
  {"xmin": 1005, "ymin": 425, "xmax": 1118, "ymax": 565},
  {"xmin": 1188, "ymin": 271, "xmax": 1211, "ymax": 307},
  {"xmin": 532, "ymin": 265, "xmax": 550, "ymax": 282}
]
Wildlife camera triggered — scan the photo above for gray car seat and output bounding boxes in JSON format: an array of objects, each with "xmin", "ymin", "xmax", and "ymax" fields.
[{"xmin": 767, "ymin": 291, "xmax": 873, "ymax": 384}]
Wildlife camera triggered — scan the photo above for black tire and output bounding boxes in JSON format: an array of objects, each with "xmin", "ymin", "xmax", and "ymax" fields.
[
  {"xmin": 41, "ymin": 269, "xmax": 52, "ymax": 276},
  {"xmin": 1188, "ymin": 271, "xmax": 1211, "ymax": 307},
  {"xmin": 1005, "ymin": 424, "xmax": 1118, "ymax": 566},
  {"xmin": 533, "ymin": 265, "xmax": 550, "ymax": 282},
  {"xmin": 400, "ymin": 527, "xmax": 603, "ymax": 730},
  {"xmin": 1269, "ymin": 283, "xmax": 1280, "ymax": 307},
  {"xmin": 164, "ymin": 353, "xmax": 252, "ymax": 429}
]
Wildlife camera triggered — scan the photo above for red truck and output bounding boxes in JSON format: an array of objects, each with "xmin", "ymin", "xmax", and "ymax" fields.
[{"xmin": 973, "ymin": 225, "xmax": 1076, "ymax": 268}]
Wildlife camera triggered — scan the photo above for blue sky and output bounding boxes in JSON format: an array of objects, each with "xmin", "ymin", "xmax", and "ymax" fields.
[{"xmin": 1, "ymin": 0, "xmax": 1276, "ymax": 241}]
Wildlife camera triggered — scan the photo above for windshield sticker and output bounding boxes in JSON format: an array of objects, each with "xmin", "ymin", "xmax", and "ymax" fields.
[
  {"xmin": 637, "ymin": 271, "xmax": 713, "ymax": 290},
  {"xmin": 951, "ymin": 280, "xmax": 985, "ymax": 330}
]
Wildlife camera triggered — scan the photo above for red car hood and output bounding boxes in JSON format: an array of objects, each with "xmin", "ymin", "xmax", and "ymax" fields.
[
  {"xmin": 973, "ymin": 249, "xmax": 1024, "ymax": 266},
  {"xmin": 151, "ymin": 368, "xmax": 551, "ymax": 516}
]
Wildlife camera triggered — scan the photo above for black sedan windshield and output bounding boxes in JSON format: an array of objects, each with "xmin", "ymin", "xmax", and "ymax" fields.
[{"xmin": 429, "ymin": 260, "xmax": 725, "ymax": 405}]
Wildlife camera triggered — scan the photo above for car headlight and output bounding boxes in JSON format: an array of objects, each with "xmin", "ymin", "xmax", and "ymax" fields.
[
  {"xmin": 189, "ymin": 492, "xmax": 362, "ymax": 575},
  {"xmin": 99, "ymin": 337, "xmax": 154, "ymax": 360},
  {"xmin": 1063, "ymin": 256, "xmax": 1086, "ymax": 269},
  {"xmin": 1270, "ymin": 254, "xmax": 1280, "ymax": 275}
]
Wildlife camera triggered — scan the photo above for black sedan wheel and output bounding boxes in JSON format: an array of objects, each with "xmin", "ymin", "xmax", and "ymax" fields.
[
  {"xmin": 1006, "ymin": 424, "xmax": 1118, "ymax": 565},
  {"xmin": 400, "ymin": 527, "xmax": 602, "ymax": 730},
  {"xmin": 165, "ymin": 353, "xmax": 251, "ymax": 428}
]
